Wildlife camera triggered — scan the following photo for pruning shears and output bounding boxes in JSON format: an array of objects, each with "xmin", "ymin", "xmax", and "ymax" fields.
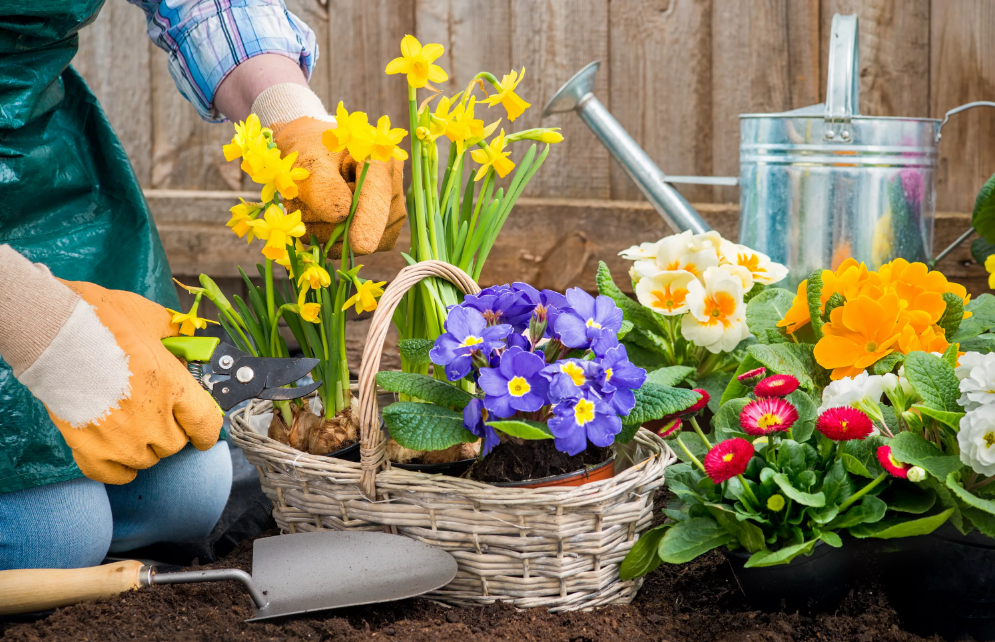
[{"xmin": 162, "ymin": 336, "xmax": 321, "ymax": 411}]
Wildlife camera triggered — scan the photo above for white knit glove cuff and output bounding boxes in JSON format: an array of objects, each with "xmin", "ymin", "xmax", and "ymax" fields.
[{"xmin": 250, "ymin": 83, "xmax": 337, "ymax": 127}]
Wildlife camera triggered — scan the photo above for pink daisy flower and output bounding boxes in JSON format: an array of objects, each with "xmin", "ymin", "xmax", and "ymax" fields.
[
  {"xmin": 682, "ymin": 389, "xmax": 710, "ymax": 415},
  {"xmin": 704, "ymin": 438, "xmax": 753, "ymax": 483},
  {"xmin": 817, "ymin": 407, "xmax": 873, "ymax": 441},
  {"xmin": 737, "ymin": 367, "xmax": 767, "ymax": 384},
  {"xmin": 739, "ymin": 397, "xmax": 798, "ymax": 436},
  {"xmin": 754, "ymin": 374, "xmax": 800, "ymax": 398},
  {"xmin": 877, "ymin": 445, "xmax": 910, "ymax": 479},
  {"xmin": 655, "ymin": 417, "xmax": 682, "ymax": 439}
]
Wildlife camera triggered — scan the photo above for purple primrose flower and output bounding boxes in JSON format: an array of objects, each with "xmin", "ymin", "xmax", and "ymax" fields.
[
  {"xmin": 597, "ymin": 344, "xmax": 646, "ymax": 415},
  {"xmin": 542, "ymin": 358, "xmax": 599, "ymax": 402},
  {"xmin": 478, "ymin": 346, "xmax": 550, "ymax": 418},
  {"xmin": 461, "ymin": 285, "xmax": 534, "ymax": 327},
  {"xmin": 554, "ymin": 288, "xmax": 623, "ymax": 351},
  {"xmin": 430, "ymin": 306, "xmax": 512, "ymax": 381},
  {"xmin": 548, "ymin": 392, "xmax": 622, "ymax": 456},
  {"xmin": 513, "ymin": 283, "xmax": 569, "ymax": 336},
  {"xmin": 463, "ymin": 398, "xmax": 500, "ymax": 456}
]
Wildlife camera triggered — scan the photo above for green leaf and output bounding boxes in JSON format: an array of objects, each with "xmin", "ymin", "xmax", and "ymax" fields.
[
  {"xmin": 382, "ymin": 402, "xmax": 479, "ymax": 451},
  {"xmin": 746, "ymin": 343, "xmax": 825, "ymax": 391},
  {"xmin": 823, "ymin": 292, "xmax": 845, "ymax": 320},
  {"xmin": 620, "ymin": 525, "xmax": 668, "ymax": 580},
  {"xmin": 646, "ymin": 366, "xmax": 696, "ymax": 387},
  {"xmin": 744, "ymin": 540, "xmax": 817, "ymax": 567},
  {"xmin": 720, "ymin": 355, "xmax": 763, "ymax": 405},
  {"xmin": 827, "ymin": 496, "xmax": 887, "ymax": 529},
  {"xmin": 656, "ymin": 517, "xmax": 735, "ymax": 564},
  {"xmin": 626, "ymin": 383, "xmax": 701, "ymax": 426},
  {"xmin": 773, "ymin": 473, "xmax": 825, "ymax": 507},
  {"xmin": 971, "ymin": 172, "xmax": 995, "ymax": 244},
  {"xmin": 618, "ymin": 320, "xmax": 634, "ymax": 340},
  {"xmin": 954, "ymin": 293, "xmax": 995, "ymax": 342},
  {"xmin": 842, "ymin": 454, "xmax": 872, "ymax": 478},
  {"xmin": 939, "ymin": 293, "xmax": 965, "ymax": 345},
  {"xmin": 399, "ymin": 338, "xmax": 436, "ymax": 367},
  {"xmin": 806, "ymin": 270, "xmax": 825, "ymax": 340},
  {"xmin": 849, "ymin": 508, "xmax": 954, "ymax": 539},
  {"xmin": 712, "ymin": 398, "xmax": 750, "ymax": 442},
  {"xmin": 376, "ymin": 371, "xmax": 475, "ymax": 409},
  {"xmin": 487, "ymin": 419, "xmax": 553, "ymax": 440},
  {"xmin": 776, "ymin": 440, "xmax": 808, "ymax": 478},
  {"xmin": 887, "ymin": 483, "xmax": 936, "ymax": 514},
  {"xmin": 946, "ymin": 472, "xmax": 995, "ymax": 517},
  {"xmin": 696, "ymin": 372, "xmax": 731, "ymax": 414},
  {"xmin": 915, "ymin": 404, "xmax": 965, "ymax": 430},
  {"xmin": 596, "ymin": 261, "xmax": 662, "ymax": 329},
  {"xmin": 819, "ymin": 531, "xmax": 843, "ymax": 548},
  {"xmin": 614, "ymin": 422, "xmax": 642, "ymax": 445},
  {"xmin": 902, "ymin": 351, "xmax": 962, "ymax": 413},
  {"xmin": 746, "ymin": 288, "xmax": 795, "ymax": 344},
  {"xmin": 786, "ymin": 390, "xmax": 816, "ymax": 444},
  {"xmin": 707, "ymin": 507, "xmax": 766, "ymax": 553},
  {"xmin": 872, "ymin": 352, "xmax": 905, "ymax": 375},
  {"xmin": 889, "ymin": 431, "xmax": 965, "ymax": 480},
  {"xmin": 625, "ymin": 325, "xmax": 672, "ymax": 356},
  {"xmin": 972, "ymin": 236, "xmax": 995, "ymax": 265},
  {"xmin": 840, "ymin": 435, "xmax": 887, "ymax": 479},
  {"xmin": 960, "ymin": 333, "xmax": 995, "ymax": 354},
  {"xmin": 743, "ymin": 282, "xmax": 766, "ymax": 303},
  {"xmin": 821, "ymin": 459, "xmax": 854, "ymax": 506}
]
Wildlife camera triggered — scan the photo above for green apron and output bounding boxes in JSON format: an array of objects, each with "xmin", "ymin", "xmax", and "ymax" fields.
[{"xmin": 0, "ymin": 0, "xmax": 179, "ymax": 494}]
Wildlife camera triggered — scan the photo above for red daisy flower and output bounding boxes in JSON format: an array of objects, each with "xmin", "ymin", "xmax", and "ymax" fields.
[
  {"xmin": 682, "ymin": 389, "xmax": 710, "ymax": 415},
  {"xmin": 739, "ymin": 397, "xmax": 798, "ymax": 436},
  {"xmin": 737, "ymin": 367, "xmax": 767, "ymax": 384},
  {"xmin": 704, "ymin": 438, "xmax": 754, "ymax": 483},
  {"xmin": 877, "ymin": 445, "xmax": 910, "ymax": 479},
  {"xmin": 817, "ymin": 406, "xmax": 873, "ymax": 441},
  {"xmin": 655, "ymin": 417, "xmax": 682, "ymax": 439},
  {"xmin": 754, "ymin": 374, "xmax": 800, "ymax": 398}
]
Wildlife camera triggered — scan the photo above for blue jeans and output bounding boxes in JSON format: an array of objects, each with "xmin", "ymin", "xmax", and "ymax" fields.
[{"xmin": 0, "ymin": 442, "xmax": 232, "ymax": 570}]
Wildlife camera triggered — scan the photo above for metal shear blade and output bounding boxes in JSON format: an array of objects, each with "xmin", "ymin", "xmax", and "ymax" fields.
[{"xmin": 208, "ymin": 343, "xmax": 322, "ymax": 410}]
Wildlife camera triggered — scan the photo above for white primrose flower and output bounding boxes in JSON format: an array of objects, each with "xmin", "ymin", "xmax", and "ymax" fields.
[
  {"xmin": 690, "ymin": 231, "xmax": 724, "ymax": 253},
  {"xmin": 958, "ymin": 405, "xmax": 995, "ymax": 476},
  {"xmin": 654, "ymin": 231, "xmax": 719, "ymax": 281},
  {"xmin": 618, "ymin": 241, "xmax": 659, "ymax": 261},
  {"xmin": 818, "ymin": 371, "xmax": 887, "ymax": 414},
  {"xmin": 680, "ymin": 270, "xmax": 749, "ymax": 354},
  {"xmin": 718, "ymin": 240, "xmax": 788, "ymax": 285},
  {"xmin": 635, "ymin": 269, "xmax": 697, "ymax": 316},
  {"xmin": 956, "ymin": 351, "xmax": 995, "ymax": 412},
  {"xmin": 704, "ymin": 264, "xmax": 754, "ymax": 293}
]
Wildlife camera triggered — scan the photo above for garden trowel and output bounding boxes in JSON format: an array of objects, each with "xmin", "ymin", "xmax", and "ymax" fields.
[{"xmin": 0, "ymin": 531, "xmax": 458, "ymax": 621}]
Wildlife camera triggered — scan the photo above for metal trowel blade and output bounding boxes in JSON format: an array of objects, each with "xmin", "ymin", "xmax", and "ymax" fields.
[{"xmin": 246, "ymin": 531, "xmax": 458, "ymax": 621}]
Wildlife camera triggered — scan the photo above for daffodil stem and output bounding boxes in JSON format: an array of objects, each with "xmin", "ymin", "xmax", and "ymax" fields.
[
  {"xmin": 675, "ymin": 435, "xmax": 705, "ymax": 473},
  {"xmin": 690, "ymin": 416, "xmax": 712, "ymax": 449},
  {"xmin": 838, "ymin": 472, "xmax": 887, "ymax": 512},
  {"xmin": 341, "ymin": 161, "xmax": 370, "ymax": 272},
  {"xmin": 264, "ymin": 259, "xmax": 275, "ymax": 353}
]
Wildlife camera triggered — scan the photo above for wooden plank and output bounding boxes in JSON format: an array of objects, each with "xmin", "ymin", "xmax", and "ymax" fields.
[
  {"xmin": 510, "ymin": 0, "xmax": 610, "ymax": 200},
  {"xmin": 74, "ymin": 1, "xmax": 153, "ymax": 185},
  {"xmin": 711, "ymin": 0, "xmax": 821, "ymax": 203},
  {"xmin": 930, "ymin": 0, "xmax": 995, "ymax": 213},
  {"xmin": 609, "ymin": 0, "xmax": 712, "ymax": 203},
  {"xmin": 820, "ymin": 0, "xmax": 930, "ymax": 117}
]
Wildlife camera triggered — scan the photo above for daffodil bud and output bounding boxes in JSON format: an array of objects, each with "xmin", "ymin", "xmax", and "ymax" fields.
[
  {"xmin": 907, "ymin": 466, "xmax": 927, "ymax": 483},
  {"xmin": 416, "ymin": 126, "xmax": 432, "ymax": 141},
  {"xmin": 539, "ymin": 131, "xmax": 564, "ymax": 144},
  {"xmin": 767, "ymin": 494, "xmax": 785, "ymax": 512}
]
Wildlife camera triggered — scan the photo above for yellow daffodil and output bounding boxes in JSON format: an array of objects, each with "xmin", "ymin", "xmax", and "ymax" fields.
[
  {"xmin": 987, "ymin": 254, "xmax": 995, "ymax": 289},
  {"xmin": 297, "ymin": 289, "xmax": 321, "ymax": 324},
  {"xmin": 227, "ymin": 198, "xmax": 263, "ymax": 241},
  {"xmin": 253, "ymin": 150, "xmax": 310, "ymax": 202},
  {"xmin": 166, "ymin": 302, "xmax": 219, "ymax": 337},
  {"xmin": 298, "ymin": 264, "xmax": 331, "ymax": 290},
  {"xmin": 470, "ymin": 129, "xmax": 515, "ymax": 180},
  {"xmin": 369, "ymin": 115, "xmax": 409, "ymax": 163},
  {"xmin": 223, "ymin": 114, "xmax": 271, "ymax": 165},
  {"xmin": 482, "ymin": 68, "xmax": 531, "ymax": 121},
  {"xmin": 246, "ymin": 205, "xmax": 307, "ymax": 261},
  {"xmin": 385, "ymin": 35, "xmax": 448, "ymax": 88},
  {"xmin": 455, "ymin": 97, "xmax": 499, "ymax": 152},
  {"xmin": 322, "ymin": 102, "xmax": 374, "ymax": 162},
  {"xmin": 539, "ymin": 130, "xmax": 564, "ymax": 143},
  {"xmin": 428, "ymin": 94, "xmax": 468, "ymax": 143},
  {"xmin": 274, "ymin": 239, "xmax": 313, "ymax": 277},
  {"xmin": 342, "ymin": 279, "xmax": 386, "ymax": 314}
]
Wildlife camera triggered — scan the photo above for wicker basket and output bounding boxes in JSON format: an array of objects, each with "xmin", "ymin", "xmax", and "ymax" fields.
[{"xmin": 230, "ymin": 260, "xmax": 677, "ymax": 611}]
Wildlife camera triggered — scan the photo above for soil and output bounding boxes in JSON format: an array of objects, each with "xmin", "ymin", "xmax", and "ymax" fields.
[
  {"xmin": 0, "ymin": 526, "xmax": 945, "ymax": 642},
  {"xmin": 466, "ymin": 439, "xmax": 613, "ymax": 483}
]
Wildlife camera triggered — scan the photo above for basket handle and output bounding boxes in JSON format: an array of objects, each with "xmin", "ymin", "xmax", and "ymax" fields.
[{"xmin": 357, "ymin": 260, "xmax": 481, "ymax": 500}]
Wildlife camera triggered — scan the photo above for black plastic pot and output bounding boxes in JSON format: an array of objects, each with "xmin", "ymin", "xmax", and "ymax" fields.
[
  {"xmin": 884, "ymin": 525, "xmax": 995, "ymax": 641},
  {"xmin": 725, "ymin": 541, "xmax": 852, "ymax": 614}
]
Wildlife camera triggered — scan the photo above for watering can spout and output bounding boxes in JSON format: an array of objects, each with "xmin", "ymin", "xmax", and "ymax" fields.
[{"xmin": 543, "ymin": 61, "xmax": 712, "ymax": 235}]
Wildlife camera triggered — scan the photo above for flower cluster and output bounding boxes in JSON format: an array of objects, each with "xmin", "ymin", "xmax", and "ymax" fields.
[
  {"xmin": 619, "ymin": 230, "xmax": 788, "ymax": 354},
  {"xmin": 779, "ymin": 258, "xmax": 971, "ymax": 380},
  {"xmin": 430, "ymin": 284, "xmax": 646, "ymax": 456},
  {"xmin": 956, "ymin": 352, "xmax": 995, "ymax": 476}
]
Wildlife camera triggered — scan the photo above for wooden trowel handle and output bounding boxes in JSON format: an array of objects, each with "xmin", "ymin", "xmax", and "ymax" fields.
[{"xmin": 0, "ymin": 560, "xmax": 146, "ymax": 615}]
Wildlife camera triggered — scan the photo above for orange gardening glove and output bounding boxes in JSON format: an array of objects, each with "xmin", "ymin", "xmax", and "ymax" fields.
[
  {"xmin": 250, "ymin": 84, "xmax": 406, "ymax": 257},
  {"xmin": 0, "ymin": 246, "xmax": 222, "ymax": 484}
]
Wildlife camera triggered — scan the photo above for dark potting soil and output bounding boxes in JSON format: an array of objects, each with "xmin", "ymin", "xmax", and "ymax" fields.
[
  {"xmin": 465, "ymin": 438, "xmax": 612, "ymax": 483},
  {"xmin": 0, "ymin": 527, "xmax": 947, "ymax": 642}
]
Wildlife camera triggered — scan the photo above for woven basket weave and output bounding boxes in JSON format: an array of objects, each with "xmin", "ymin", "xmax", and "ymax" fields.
[{"xmin": 230, "ymin": 260, "xmax": 677, "ymax": 611}]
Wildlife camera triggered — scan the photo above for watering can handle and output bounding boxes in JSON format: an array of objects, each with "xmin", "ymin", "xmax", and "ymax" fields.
[
  {"xmin": 824, "ymin": 14, "xmax": 859, "ymax": 142},
  {"xmin": 938, "ymin": 101, "xmax": 995, "ymax": 139}
]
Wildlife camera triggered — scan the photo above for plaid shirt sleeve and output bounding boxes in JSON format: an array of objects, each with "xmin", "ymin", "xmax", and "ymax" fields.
[{"xmin": 128, "ymin": 0, "xmax": 318, "ymax": 122}]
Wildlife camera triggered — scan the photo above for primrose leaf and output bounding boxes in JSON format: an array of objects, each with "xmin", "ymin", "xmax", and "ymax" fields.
[
  {"xmin": 712, "ymin": 398, "xmax": 750, "ymax": 442},
  {"xmin": 872, "ymin": 352, "xmax": 905, "ymax": 375},
  {"xmin": 806, "ymin": 270, "xmax": 825, "ymax": 340},
  {"xmin": 849, "ymin": 508, "xmax": 954, "ymax": 539},
  {"xmin": 399, "ymin": 339, "xmax": 436, "ymax": 367},
  {"xmin": 626, "ymin": 383, "xmax": 701, "ymax": 426},
  {"xmin": 972, "ymin": 237, "xmax": 995, "ymax": 266},
  {"xmin": 746, "ymin": 288, "xmax": 796, "ymax": 344},
  {"xmin": 960, "ymin": 334, "xmax": 995, "ymax": 354},
  {"xmin": 646, "ymin": 366, "xmax": 696, "ymax": 388},
  {"xmin": 376, "ymin": 371, "xmax": 475, "ymax": 409},
  {"xmin": 620, "ymin": 525, "xmax": 669, "ymax": 580},
  {"xmin": 839, "ymin": 435, "xmax": 887, "ymax": 479},
  {"xmin": 618, "ymin": 320, "xmax": 634, "ymax": 340},
  {"xmin": 773, "ymin": 473, "xmax": 825, "ymax": 507},
  {"xmin": 954, "ymin": 294, "xmax": 995, "ymax": 341},
  {"xmin": 938, "ymin": 293, "xmax": 965, "ymax": 346},
  {"xmin": 746, "ymin": 343, "xmax": 826, "ymax": 391},
  {"xmin": 786, "ymin": 389, "xmax": 817, "ymax": 444},
  {"xmin": 946, "ymin": 472, "xmax": 995, "ymax": 517},
  {"xmin": 614, "ymin": 422, "xmax": 642, "ymax": 445},
  {"xmin": 596, "ymin": 261, "xmax": 662, "ymax": 330},
  {"xmin": 720, "ymin": 355, "xmax": 764, "ymax": 405},
  {"xmin": 382, "ymin": 402, "xmax": 478, "ymax": 451},
  {"xmin": 889, "ymin": 431, "xmax": 965, "ymax": 480},
  {"xmin": 915, "ymin": 404, "xmax": 965, "ymax": 430},
  {"xmin": 901, "ymin": 352, "xmax": 962, "ymax": 413},
  {"xmin": 487, "ymin": 419, "xmax": 553, "ymax": 440},
  {"xmin": 656, "ymin": 517, "xmax": 735, "ymax": 564},
  {"xmin": 744, "ymin": 539, "xmax": 817, "ymax": 567},
  {"xmin": 972, "ymin": 172, "xmax": 995, "ymax": 244}
]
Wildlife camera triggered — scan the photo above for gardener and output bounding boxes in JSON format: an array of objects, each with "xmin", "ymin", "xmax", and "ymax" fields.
[{"xmin": 0, "ymin": 0, "xmax": 404, "ymax": 571}]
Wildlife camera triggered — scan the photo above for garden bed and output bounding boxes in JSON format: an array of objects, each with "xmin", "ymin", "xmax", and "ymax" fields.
[{"xmin": 0, "ymin": 529, "xmax": 941, "ymax": 642}]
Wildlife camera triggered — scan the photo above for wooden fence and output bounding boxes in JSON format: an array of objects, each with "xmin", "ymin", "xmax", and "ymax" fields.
[{"xmin": 74, "ymin": 0, "xmax": 995, "ymax": 298}]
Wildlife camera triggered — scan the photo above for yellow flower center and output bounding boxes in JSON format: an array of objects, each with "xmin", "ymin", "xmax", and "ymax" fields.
[
  {"xmin": 413, "ymin": 61, "xmax": 428, "ymax": 77},
  {"xmin": 507, "ymin": 376, "xmax": 531, "ymax": 397},
  {"xmin": 757, "ymin": 413, "xmax": 782, "ymax": 431},
  {"xmin": 586, "ymin": 318, "xmax": 602, "ymax": 329},
  {"xmin": 985, "ymin": 432, "xmax": 995, "ymax": 449},
  {"xmin": 865, "ymin": 340, "xmax": 878, "ymax": 352},
  {"xmin": 561, "ymin": 362, "xmax": 586, "ymax": 386},
  {"xmin": 889, "ymin": 453, "xmax": 903, "ymax": 468},
  {"xmin": 722, "ymin": 453, "xmax": 734, "ymax": 462},
  {"xmin": 574, "ymin": 398, "xmax": 596, "ymax": 425},
  {"xmin": 460, "ymin": 335, "xmax": 484, "ymax": 348},
  {"xmin": 605, "ymin": 367, "xmax": 613, "ymax": 382},
  {"xmin": 651, "ymin": 287, "xmax": 688, "ymax": 311},
  {"xmin": 840, "ymin": 420, "xmax": 849, "ymax": 432},
  {"xmin": 702, "ymin": 292, "xmax": 737, "ymax": 327}
]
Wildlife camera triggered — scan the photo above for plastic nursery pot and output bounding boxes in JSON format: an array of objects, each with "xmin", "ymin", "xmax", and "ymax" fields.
[
  {"xmin": 725, "ymin": 540, "xmax": 853, "ymax": 614},
  {"xmin": 490, "ymin": 453, "xmax": 617, "ymax": 489},
  {"xmin": 392, "ymin": 458, "xmax": 477, "ymax": 477},
  {"xmin": 883, "ymin": 524, "xmax": 995, "ymax": 641}
]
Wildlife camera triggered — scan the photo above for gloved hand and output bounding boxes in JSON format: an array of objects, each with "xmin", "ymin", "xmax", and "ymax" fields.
[
  {"xmin": 250, "ymin": 83, "xmax": 406, "ymax": 257},
  {"xmin": 0, "ymin": 245, "xmax": 222, "ymax": 484}
]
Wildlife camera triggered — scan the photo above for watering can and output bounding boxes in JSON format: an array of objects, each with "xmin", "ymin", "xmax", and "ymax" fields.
[{"xmin": 544, "ymin": 14, "xmax": 995, "ymax": 287}]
